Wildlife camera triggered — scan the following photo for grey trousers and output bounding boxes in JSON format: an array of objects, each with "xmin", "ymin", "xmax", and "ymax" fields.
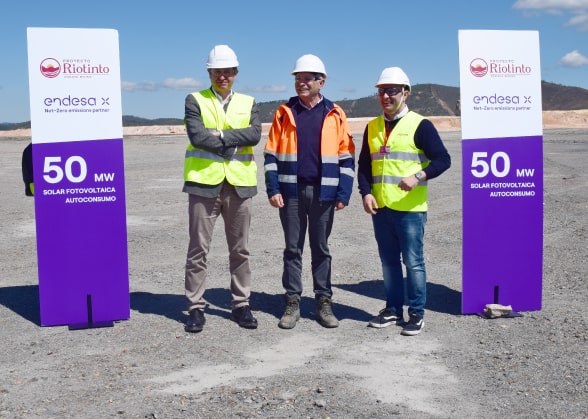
[
  {"xmin": 279, "ymin": 184, "xmax": 335, "ymax": 301},
  {"xmin": 184, "ymin": 184, "xmax": 252, "ymax": 311}
]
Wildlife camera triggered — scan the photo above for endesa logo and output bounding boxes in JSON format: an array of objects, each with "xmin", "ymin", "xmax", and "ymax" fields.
[
  {"xmin": 469, "ymin": 57, "xmax": 532, "ymax": 78},
  {"xmin": 40, "ymin": 58, "xmax": 61, "ymax": 78},
  {"xmin": 42, "ymin": 94, "xmax": 112, "ymax": 115}
]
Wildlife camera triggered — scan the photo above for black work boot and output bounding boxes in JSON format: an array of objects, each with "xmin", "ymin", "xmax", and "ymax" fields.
[
  {"xmin": 185, "ymin": 309, "xmax": 205, "ymax": 333},
  {"xmin": 230, "ymin": 305, "xmax": 258, "ymax": 329}
]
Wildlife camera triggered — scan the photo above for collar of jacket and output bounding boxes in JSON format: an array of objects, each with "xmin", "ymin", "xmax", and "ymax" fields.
[{"xmin": 286, "ymin": 95, "xmax": 335, "ymax": 112}]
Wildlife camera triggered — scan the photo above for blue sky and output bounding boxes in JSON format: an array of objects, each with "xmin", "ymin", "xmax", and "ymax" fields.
[{"xmin": 1, "ymin": 0, "xmax": 587, "ymax": 123}]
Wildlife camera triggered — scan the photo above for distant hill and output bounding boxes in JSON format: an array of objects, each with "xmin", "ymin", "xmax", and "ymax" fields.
[
  {"xmin": 1, "ymin": 81, "xmax": 587, "ymax": 130},
  {"xmin": 540, "ymin": 82, "xmax": 588, "ymax": 110},
  {"xmin": 0, "ymin": 121, "xmax": 31, "ymax": 131},
  {"xmin": 258, "ymin": 81, "xmax": 588, "ymax": 123},
  {"xmin": 122, "ymin": 116, "xmax": 184, "ymax": 127}
]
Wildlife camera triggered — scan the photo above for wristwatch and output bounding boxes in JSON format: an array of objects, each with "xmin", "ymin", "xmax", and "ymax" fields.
[{"xmin": 414, "ymin": 172, "xmax": 424, "ymax": 182}]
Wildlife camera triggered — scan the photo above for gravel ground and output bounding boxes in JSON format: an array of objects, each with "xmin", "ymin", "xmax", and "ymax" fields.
[{"xmin": 0, "ymin": 128, "xmax": 586, "ymax": 419}]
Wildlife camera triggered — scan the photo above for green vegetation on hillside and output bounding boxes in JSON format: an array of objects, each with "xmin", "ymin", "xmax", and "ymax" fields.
[{"xmin": 2, "ymin": 81, "xmax": 587, "ymax": 130}]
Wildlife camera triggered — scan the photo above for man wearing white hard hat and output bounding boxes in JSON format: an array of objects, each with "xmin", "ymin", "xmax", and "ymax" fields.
[
  {"xmin": 183, "ymin": 45, "xmax": 261, "ymax": 332},
  {"xmin": 264, "ymin": 54, "xmax": 355, "ymax": 329},
  {"xmin": 358, "ymin": 67, "xmax": 451, "ymax": 336}
]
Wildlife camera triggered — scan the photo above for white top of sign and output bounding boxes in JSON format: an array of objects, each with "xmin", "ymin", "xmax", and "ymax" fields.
[
  {"xmin": 458, "ymin": 30, "xmax": 542, "ymax": 139},
  {"xmin": 27, "ymin": 28, "xmax": 123, "ymax": 144}
]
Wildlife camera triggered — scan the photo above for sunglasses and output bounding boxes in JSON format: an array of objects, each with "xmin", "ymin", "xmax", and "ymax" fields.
[
  {"xmin": 378, "ymin": 87, "xmax": 404, "ymax": 96},
  {"xmin": 294, "ymin": 75, "xmax": 321, "ymax": 83},
  {"xmin": 210, "ymin": 68, "xmax": 237, "ymax": 77}
]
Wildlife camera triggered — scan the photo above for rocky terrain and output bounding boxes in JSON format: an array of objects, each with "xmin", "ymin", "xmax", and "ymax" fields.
[{"xmin": 0, "ymin": 120, "xmax": 586, "ymax": 418}]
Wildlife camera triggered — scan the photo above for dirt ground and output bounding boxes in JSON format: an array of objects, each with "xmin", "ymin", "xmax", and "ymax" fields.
[
  {"xmin": 0, "ymin": 119, "xmax": 586, "ymax": 418},
  {"xmin": 2, "ymin": 110, "xmax": 587, "ymax": 139}
]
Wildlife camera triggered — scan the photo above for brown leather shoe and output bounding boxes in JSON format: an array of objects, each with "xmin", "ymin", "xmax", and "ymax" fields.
[
  {"xmin": 278, "ymin": 299, "xmax": 300, "ymax": 329},
  {"xmin": 315, "ymin": 297, "xmax": 339, "ymax": 328}
]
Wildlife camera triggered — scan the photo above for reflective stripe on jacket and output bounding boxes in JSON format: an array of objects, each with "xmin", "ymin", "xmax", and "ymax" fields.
[
  {"xmin": 263, "ymin": 98, "xmax": 355, "ymax": 203},
  {"xmin": 367, "ymin": 111, "xmax": 429, "ymax": 211},
  {"xmin": 184, "ymin": 90, "xmax": 257, "ymax": 186}
]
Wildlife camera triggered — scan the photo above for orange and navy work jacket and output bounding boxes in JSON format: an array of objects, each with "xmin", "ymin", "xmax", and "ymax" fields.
[{"xmin": 263, "ymin": 97, "xmax": 355, "ymax": 203}]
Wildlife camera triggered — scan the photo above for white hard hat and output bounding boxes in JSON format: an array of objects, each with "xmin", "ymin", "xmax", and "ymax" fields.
[
  {"xmin": 206, "ymin": 45, "xmax": 239, "ymax": 69},
  {"xmin": 291, "ymin": 54, "xmax": 327, "ymax": 76},
  {"xmin": 375, "ymin": 67, "xmax": 411, "ymax": 91}
]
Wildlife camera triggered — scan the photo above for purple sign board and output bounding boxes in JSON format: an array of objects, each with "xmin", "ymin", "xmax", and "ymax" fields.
[
  {"xmin": 27, "ymin": 28, "xmax": 129, "ymax": 327},
  {"xmin": 459, "ymin": 30, "xmax": 543, "ymax": 314},
  {"xmin": 33, "ymin": 139, "xmax": 129, "ymax": 326},
  {"xmin": 462, "ymin": 136, "xmax": 543, "ymax": 313}
]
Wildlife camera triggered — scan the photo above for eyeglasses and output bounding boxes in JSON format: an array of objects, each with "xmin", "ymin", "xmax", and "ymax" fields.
[
  {"xmin": 210, "ymin": 68, "xmax": 237, "ymax": 77},
  {"xmin": 378, "ymin": 87, "xmax": 403, "ymax": 97},
  {"xmin": 295, "ymin": 75, "xmax": 321, "ymax": 83}
]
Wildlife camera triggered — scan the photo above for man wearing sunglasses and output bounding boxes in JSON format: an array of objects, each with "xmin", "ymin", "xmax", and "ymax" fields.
[
  {"xmin": 264, "ymin": 54, "xmax": 355, "ymax": 329},
  {"xmin": 182, "ymin": 45, "xmax": 262, "ymax": 333},
  {"xmin": 357, "ymin": 67, "xmax": 451, "ymax": 336}
]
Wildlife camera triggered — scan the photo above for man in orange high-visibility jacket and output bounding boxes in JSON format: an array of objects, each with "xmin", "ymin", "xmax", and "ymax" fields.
[{"xmin": 264, "ymin": 54, "xmax": 355, "ymax": 330}]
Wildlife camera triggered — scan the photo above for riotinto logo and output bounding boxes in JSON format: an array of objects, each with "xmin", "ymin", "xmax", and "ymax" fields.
[
  {"xmin": 62, "ymin": 60, "xmax": 110, "ymax": 75},
  {"xmin": 40, "ymin": 58, "xmax": 61, "ymax": 78},
  {"xmin": 469, "ymin": 58, "xmax": 488, "ymax": 77},
  {"xmin": 39, "ymin": 58, "xmax": 110, "ymax": 79},
  {"xmin": 469, "ymin": 58, "xmax": 532, "ymax": 78}
]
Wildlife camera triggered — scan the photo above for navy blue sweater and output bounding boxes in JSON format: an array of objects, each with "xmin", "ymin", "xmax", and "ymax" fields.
[
  {"xmin": 357, "ymin": 115, "xmax": 451, "ymax": 197},
  {"xmin": 290, "ymin": 98, "xmax": 326, "ymax": 184}
]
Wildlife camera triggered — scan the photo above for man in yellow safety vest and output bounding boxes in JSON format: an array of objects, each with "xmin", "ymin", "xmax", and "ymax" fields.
[
  {"xmin": 358, "ymin": 67, "xmax": 451, "ymax": 336},
  {"xmin": 182, "ymin": 45, "xmax": 261, "ymax": 333}
]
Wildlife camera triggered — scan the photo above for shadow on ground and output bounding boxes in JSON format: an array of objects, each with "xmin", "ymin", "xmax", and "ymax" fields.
[
  {"xmin": 0, "ymin": 279, "xmax": 461, "ymax": 328},
  {"xmin": 335, "ymin": 279, "xmax": 461, "ymax": 315},
  {"xmin": 131, "ymin": 288, "xmax": 372, "ymax": 324},
  {"xmin": 0, "ymin": 285, "xmax": 40, "ymax": 325}
]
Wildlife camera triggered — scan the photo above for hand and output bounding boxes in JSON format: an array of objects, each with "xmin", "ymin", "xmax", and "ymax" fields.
[
  {"xmin": 269, "ymin": 193, "xmax": 284, "ymax": 208},
  {"xmin": 362, "ymin": 194, "xmax": 378, "ymax": 215},
  {"xmin": 335, "ymin": 201, "xmax": 347, "ymax": 211},
  {"xmin": 398, "ymin": 175, "xmax": 419, "ymax": 192},
  {"xmin": 207, "ymin": 128, "xmax": 221, "ymax": 138},
  {"xmin": 217, "ymin": 145, "xmax": 237, "ymax": 160}
]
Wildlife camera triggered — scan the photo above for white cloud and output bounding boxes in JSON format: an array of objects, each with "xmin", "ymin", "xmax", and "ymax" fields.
[
  {"xmin": 565, "ymin": 12, "xmax": 588, "ymax": 29},
  {"xmin": 513, "ymin": 0, "xmax": 588, "ymax": 11},
  {"xmin": 560, "ymin": 49, "xmax": 588, "ymax": 66},
  {"xmin": 161, "ymin": 78, "xmax": 202, "ymax": 90},
  {"xmin": 513, "ymin": 0, "xmax": 588, "ymax": 30},
  {"xmin": 121, "ymin": 78, "xmax": 202, "ymax": 92},
  {"xmin": 122, "ymin": 79, "xmax": 287, "ymax": 95},
  {"xmin": 244, "ymin": 85, "xmax": 288, "ymax": 93},
  {"xmin": 121, "ymin": 80, "xmax": 158, "ymax": 92}
]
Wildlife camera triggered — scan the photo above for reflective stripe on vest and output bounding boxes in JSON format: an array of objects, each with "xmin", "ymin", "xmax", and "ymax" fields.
[
  {"xmin": 367, "ymin": 111, "xmax": 429, "ymax": 211},
  {"xmin": 183, "ymin": 90, "xmax": 257, "ymax": 186}
]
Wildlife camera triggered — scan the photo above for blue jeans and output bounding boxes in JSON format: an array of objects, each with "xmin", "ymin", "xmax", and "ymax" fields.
[
  {"xmin": 372, "ymin": 208, "xmax": 427, "ymax": 317},
  {"xmin": 279, "ymin": 184, "xmax": 335, "ymax": 301}
]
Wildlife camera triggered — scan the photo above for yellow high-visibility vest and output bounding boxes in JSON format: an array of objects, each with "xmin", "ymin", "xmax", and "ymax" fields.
[
  {"xmin": 367, "ymin": 111, "xmax": 429, "ymax": 211},
  {"xmin": 184, "ymin": 90, "xmax": 256, "ymax": 186}
]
